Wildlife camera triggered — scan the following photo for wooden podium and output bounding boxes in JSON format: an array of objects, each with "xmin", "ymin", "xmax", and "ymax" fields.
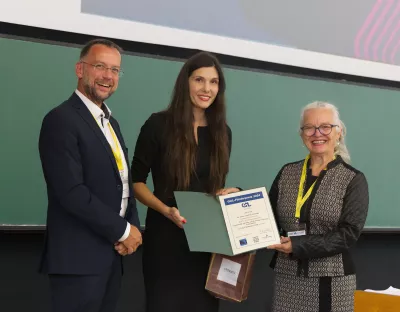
[{"xmin": 354, "ymin": 290, "xmax": 400, "ymax": 311}]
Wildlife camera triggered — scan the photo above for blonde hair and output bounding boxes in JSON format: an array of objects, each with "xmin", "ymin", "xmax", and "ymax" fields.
[{"xmin": 300, "ymin": 101, "xmax": 350, "ymax": 163}]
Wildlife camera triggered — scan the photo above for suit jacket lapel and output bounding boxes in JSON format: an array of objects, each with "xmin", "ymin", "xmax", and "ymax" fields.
[{"xmin": 69, "ymin": 93, "xmax": 121, "ymax": 180}]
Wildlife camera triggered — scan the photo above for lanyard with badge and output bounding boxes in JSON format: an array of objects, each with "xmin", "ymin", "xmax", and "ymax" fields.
[
  {"xmin": 92, "ymin": 114, "xmax": 129, "ymax": 198},
  {"xmin": 288, "ymin": 154, "xmax": 332, "ymax": 237},
  {"xmin": 107, "ymin": 123, "xmax": 124, "ymax": 172},
  {"xmin": 287, "ymin": 155, "xmax": 313, "ymax": 237}
]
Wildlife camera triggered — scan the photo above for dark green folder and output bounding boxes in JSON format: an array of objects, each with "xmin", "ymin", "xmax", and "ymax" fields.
[{"xmin": 174, "ymin": 191, "xmax": 235, "ymax": 256}]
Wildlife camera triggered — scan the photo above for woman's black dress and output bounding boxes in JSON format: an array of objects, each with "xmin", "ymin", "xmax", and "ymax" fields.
[{"xmin": 131, "ymin": 112, "xmax": 231, "ymax": 312}]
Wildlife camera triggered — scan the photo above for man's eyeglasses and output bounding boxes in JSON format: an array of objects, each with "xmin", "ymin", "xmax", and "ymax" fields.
[
  {"xmin": 80, "ymin": 61, "xmax": 124, "ymax": 77},
  {"xmin": 300, "ymin": 124, "xmax": 338, "ymax": 137}
]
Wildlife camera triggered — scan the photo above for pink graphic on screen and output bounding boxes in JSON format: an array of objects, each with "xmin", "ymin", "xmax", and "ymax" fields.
[
  {"xmin": 82, "ymin": 0, "xmax": 400, "ymax": 67},
  {"xmin": 355, "ymin": 0, "xmax": 400, "ymax": 64}
]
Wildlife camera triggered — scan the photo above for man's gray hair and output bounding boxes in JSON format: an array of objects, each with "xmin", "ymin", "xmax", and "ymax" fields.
[{"xmin": 80, "ymin": 38, "xmax": 123, "ymax": 60}]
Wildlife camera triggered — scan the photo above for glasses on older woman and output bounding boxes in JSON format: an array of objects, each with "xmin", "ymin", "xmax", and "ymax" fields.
[{"xmin": 300, "ymin": 124, "xmax": 338, "ymax": 137}]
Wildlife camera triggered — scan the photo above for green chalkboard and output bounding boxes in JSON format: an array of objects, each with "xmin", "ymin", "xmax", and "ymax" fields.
[{"xmin": 1, "ymin": 37, "xmax": 398, "ymax": 229}]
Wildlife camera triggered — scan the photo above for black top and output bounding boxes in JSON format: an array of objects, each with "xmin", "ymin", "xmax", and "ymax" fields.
[
  {"xmin": 131, "ymin": 111, "xmax": 232, "ymax": 226},
  {"xmin": 300, "ymin": 169, "xmax": 318, "ymax": 222}
]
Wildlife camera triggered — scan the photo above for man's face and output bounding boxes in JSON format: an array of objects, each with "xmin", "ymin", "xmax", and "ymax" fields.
[{"xmin": 76, "ymin": 44, "xmax": 122, "ymax": 106}]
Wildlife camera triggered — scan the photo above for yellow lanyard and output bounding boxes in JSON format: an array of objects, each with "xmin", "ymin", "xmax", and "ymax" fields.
[
  {"xmin": 107, "ymin": 123, "xmax": 124, "ymax": 172},
  {"xmin": 91, "ymin": 113, "xmax": 124, "ymax": 172},
  {"xmin": 295, "ymin": 155, "xmax": 315, "ymax": 218},
  {"xmin": 295, "ymin": 154, "xmax": 334, "ymax": 218}
]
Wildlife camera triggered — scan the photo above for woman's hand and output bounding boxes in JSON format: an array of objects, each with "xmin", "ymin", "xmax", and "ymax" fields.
[
  {"xmin": 267, "ymin": 236, "xmax": 293, "ymax": 254},
  {"xmin": 165, "ymin": 207, "xmax": 186, "ymax": 228},
  {"xmin": 216, "ymin": 187, "xmax": 241, "ymax": 195}
]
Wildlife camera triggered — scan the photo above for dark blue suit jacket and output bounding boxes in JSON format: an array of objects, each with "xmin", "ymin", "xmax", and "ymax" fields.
[{"xmin": 38, "ymin": 92, "xmax": 140, "ymax": 275}]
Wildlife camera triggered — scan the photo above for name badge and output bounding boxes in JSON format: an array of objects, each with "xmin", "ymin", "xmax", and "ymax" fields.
[{"xmin": 287, "ymin": 230, "xmax": 306, "ymax": 237}]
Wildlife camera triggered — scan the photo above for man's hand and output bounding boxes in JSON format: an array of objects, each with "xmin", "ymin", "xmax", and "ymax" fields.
[
  {"xmin": 121, "ymin": 225, "xmax": 142, "ymax": 254},
  {"xmin": 114, "ymin": 242, "xmax": 128, "ymax": 256}
]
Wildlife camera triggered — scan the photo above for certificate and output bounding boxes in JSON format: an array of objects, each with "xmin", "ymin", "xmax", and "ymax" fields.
[
  {"xmin": 174, "ymin": 187, "xmax": 280, "ymax": 256},
  {"xmin": 219, "ymin": 187, "xmax": 280, "ymax": 254}
]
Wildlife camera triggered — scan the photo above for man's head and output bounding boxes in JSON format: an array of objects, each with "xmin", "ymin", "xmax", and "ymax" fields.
[{"xmin": 76, "ymin": 39, "xmax": 123, "ymax": 106}]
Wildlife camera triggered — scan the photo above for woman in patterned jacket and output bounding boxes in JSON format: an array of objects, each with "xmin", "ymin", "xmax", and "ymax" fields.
[{"xmin": 267, "ymin": 101, "xmax": 369, "ymax": 312}]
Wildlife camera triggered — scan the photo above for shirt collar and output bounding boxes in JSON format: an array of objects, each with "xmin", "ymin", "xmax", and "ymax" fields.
[{"xmin": 75, "ymin": 89, "xmax": 111, "ymax": 120}]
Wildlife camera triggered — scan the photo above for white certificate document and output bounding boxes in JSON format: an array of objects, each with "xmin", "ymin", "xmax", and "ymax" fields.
[{"xmin": 219, "ymin": 187, "xmax": 280, "ymax": 254}]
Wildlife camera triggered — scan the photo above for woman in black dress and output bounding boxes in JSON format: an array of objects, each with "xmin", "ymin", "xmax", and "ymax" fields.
[{"xmin": 131, "ymin": 51, "xmax": 240, "ymax": 312}]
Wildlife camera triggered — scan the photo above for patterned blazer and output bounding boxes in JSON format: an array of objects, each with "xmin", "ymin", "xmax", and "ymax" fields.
[{"xmin": 269, "ymin": 156, "xmax": 369, "ymax": 277}]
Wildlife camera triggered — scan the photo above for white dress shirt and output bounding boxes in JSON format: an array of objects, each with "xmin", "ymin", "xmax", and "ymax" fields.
[{"xmin": 75, "ymin": 90, "xmax": 130, "ymax": 241}]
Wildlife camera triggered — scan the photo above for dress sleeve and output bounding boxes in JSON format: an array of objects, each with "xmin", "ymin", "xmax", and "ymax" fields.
[
  {"xmin": 227, "ymin": 125, "xmax": 232, "ymax": 156},
  {"xmin": 131, "ymin": 113, "xmax": 162, "ymax": 183}
]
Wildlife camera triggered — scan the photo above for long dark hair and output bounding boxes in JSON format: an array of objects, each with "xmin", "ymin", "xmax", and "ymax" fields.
[{"xmin": 164, "ymin": 51, "xmax": 229, "ymax": 194}]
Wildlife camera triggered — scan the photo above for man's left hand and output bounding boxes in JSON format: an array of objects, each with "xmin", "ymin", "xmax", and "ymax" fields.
[{"xmin": 114, "ymin": 242, "xmax": 129, "ymax": 256}]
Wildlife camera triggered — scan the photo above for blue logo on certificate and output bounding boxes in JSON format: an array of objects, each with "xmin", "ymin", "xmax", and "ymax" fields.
[
  {"xmin": 239, "ymin": 238, "xmax": 247, "ymax": 246},
  {"xmin": 224, "ymin": 192, "xmax": 263, "ymax": 206}
]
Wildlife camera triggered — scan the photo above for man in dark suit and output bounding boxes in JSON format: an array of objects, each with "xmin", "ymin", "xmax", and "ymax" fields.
[{"xmin": 38, "ymin": 38, "xmax": 142, "ymax": 312}]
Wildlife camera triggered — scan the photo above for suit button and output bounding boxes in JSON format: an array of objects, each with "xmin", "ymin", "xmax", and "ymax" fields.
[{"xmin": 117, "ymin": 185, "xmax": 122, "ymax": 190}]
